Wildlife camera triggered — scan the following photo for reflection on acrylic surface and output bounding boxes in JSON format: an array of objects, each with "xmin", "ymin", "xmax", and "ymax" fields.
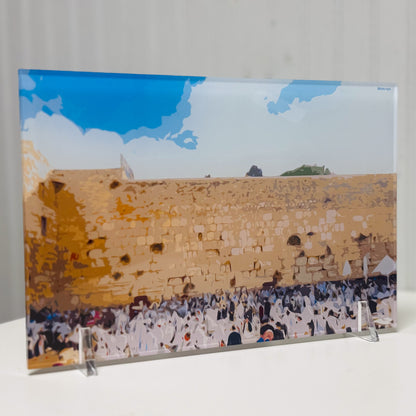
[{"xmin": 19, "ymin": 70, "xmax": 397, "ymax": 369}]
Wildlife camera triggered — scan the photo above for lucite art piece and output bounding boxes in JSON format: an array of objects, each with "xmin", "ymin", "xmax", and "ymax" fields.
[{"xmin": 19, "ymin": 70, "xmax": 397, "ymax": 370}]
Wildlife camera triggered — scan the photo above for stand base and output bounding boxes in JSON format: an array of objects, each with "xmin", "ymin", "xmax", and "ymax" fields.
[
  {"xmin": 78, "ymin": 327, "xmax": 98, "ymax": 377},
  {"xmin": 352, "ymin": 300, "xmax": 380, "ymax": 342}
]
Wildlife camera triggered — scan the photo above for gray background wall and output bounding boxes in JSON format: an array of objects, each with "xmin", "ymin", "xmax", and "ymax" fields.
[{"xmin": 1, "ymin": 0, "xmax": 414, "ymax": 323}]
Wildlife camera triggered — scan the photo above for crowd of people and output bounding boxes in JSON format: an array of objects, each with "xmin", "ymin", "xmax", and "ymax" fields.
[{"xmin": 27, "ymin": 275, "xmax": 396, "ymax": 361}]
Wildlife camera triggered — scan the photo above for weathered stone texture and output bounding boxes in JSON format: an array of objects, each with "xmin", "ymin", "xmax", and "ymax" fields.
[{"xmin": 23, "ymin": 169, "xmax": 397, "ymax": 311}]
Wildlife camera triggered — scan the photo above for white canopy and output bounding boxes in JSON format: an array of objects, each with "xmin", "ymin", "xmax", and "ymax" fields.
[
  {"xmin": 342, "ymin": 260, "xmax": 352, "ymax": 276},
  {"xmin": 373, "ymin": 255, "xmax": 396, "ymax": 276}
]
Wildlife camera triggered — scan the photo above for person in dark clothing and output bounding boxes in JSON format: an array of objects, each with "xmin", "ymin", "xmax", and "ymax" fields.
[
  {"xmin": 229, "ymin": 301, "xmax": 235, "ymax": 321},
  {"xmin": 257, "ymin": 323, "xmax": 275, "ymax": 342},
  {"xmin": 273, "ymin": 323, "xmax": 285, "ymax": 340},
  {"xmin": 264, "ymin": 300, "xmax": 271, "ymax": 320},
  {"xmin": 325, "ymin": 321, "xmax": 335, "ymax": 335},
  {"xmin": 307, "ymin": 320, "xmax": 315, "ymax": 336},
  {"xmin": 227, "ymin": 330, "xmax": 242, "ymax": 346}
]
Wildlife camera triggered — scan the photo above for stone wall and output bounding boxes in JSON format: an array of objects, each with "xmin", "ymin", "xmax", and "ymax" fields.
[{"xmin": 24, "ymin": 169, "xmax": 396, "ymax": 311}]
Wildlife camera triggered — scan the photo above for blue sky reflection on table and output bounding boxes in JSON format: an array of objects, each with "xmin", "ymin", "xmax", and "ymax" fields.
[{"xmin": 19, "ymin": 70, "xmax": 396, "ymax": 179}]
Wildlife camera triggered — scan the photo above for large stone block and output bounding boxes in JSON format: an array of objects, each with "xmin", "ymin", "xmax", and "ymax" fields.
[
  {"xmin": 88, "ymin": 249, "xmax": 103, "ymax": 259},
  {"xmin": 308, "ymin": 266, "xmax": 323, "ymax": 273},
  {"xmin": 308, "ymin": 257, "xmax": 319, "ymax": 265},
  {"xmin": 215, "ymin": 273, "xmax": 228, "ymax": 282},
  {"xmin": 187, "ymin": 267, "xmax": 202, "ymax": 276},
  {"xmin": 323, "ymin": 255, "xmax": 334, "ymax": 266},
  {"xmin": 312, "ymin": 270, "xmax": 328, "ymax": 281},
  {"xmin": 136, "ymin": 236, "xmax": 146, "ymax": 246},
  {"xmin": 102, "ymin": 222, "xmax": 114, "ymax": 231},
  {"xmin": 295, "ymin": 257, "xmax": 307, "ymax": 266},
  {"xmin": 194, "ymin": 224, "xmax": 204, "ymax": 234},
  {"xmin": 168, "ymin": 277, "xmax": 185, "ymax": 287},
  {"xmin": 322, "ymin": 264, "xmax": 337, "ymax": 274},
  {"xmin": 297, "ymin": 271, "xmax": 312, "ymax": 284},
  {"xmin": 231, "ymin": 247, "xmax": 242, "ymax": 256},
  {"xmin": 171, "ymin": 218, "xmax": 181, "ymax": 227}
]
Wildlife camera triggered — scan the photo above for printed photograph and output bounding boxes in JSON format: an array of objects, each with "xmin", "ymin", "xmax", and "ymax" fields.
[{"xmin": 19, "ymin": 70, "xmax": 397, "ymax": 369}]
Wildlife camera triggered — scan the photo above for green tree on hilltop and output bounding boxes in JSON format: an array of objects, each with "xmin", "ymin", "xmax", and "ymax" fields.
[{"xmin": 281, "ymin": 164, "xmax": 332, "ymax": 177}]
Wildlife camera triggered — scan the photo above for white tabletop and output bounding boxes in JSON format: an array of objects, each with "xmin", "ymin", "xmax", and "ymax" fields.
[{"xmin": 1, "ymin": 291, "xmax": 415, "ymax": 416}]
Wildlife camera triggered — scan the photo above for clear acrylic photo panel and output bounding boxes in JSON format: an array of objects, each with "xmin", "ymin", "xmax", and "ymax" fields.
[{"xmin": 19, "ymin": 70, "xmax": 397, "ymax": 374}]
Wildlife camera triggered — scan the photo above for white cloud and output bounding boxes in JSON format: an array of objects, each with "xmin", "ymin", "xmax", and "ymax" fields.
[
  {"xmin": 179, "ymin": 79, "xmax": 395, "ymax": 176},
  {"xmin": 21, "ymin": 80, "xmax": 396, "ymax": 180},
  {"xmin": 22, "ymin": 113, "xmax": 124, "ymax": 171}
]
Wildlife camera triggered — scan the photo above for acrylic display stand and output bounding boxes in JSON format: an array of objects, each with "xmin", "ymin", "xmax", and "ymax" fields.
[
  {"xmin": 78, "ymin": 328, "xmax": 98, "ymax": 376},
  {"xmin": 77, "ymin": 300, "xmax": 379, "ymax": 377},
  {"xmin": 354, "ymin": 300, "xmax": 380, "ymax": 342}
]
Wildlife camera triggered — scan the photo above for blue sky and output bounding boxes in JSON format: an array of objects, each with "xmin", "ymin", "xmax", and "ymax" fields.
[
  {"xmin": 19, "ymin": 70, "xmax": 205, "ymax": 149},
  {"xmin": 19, "ymin": 70, "xmax": 396, "ymax": 179}
]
